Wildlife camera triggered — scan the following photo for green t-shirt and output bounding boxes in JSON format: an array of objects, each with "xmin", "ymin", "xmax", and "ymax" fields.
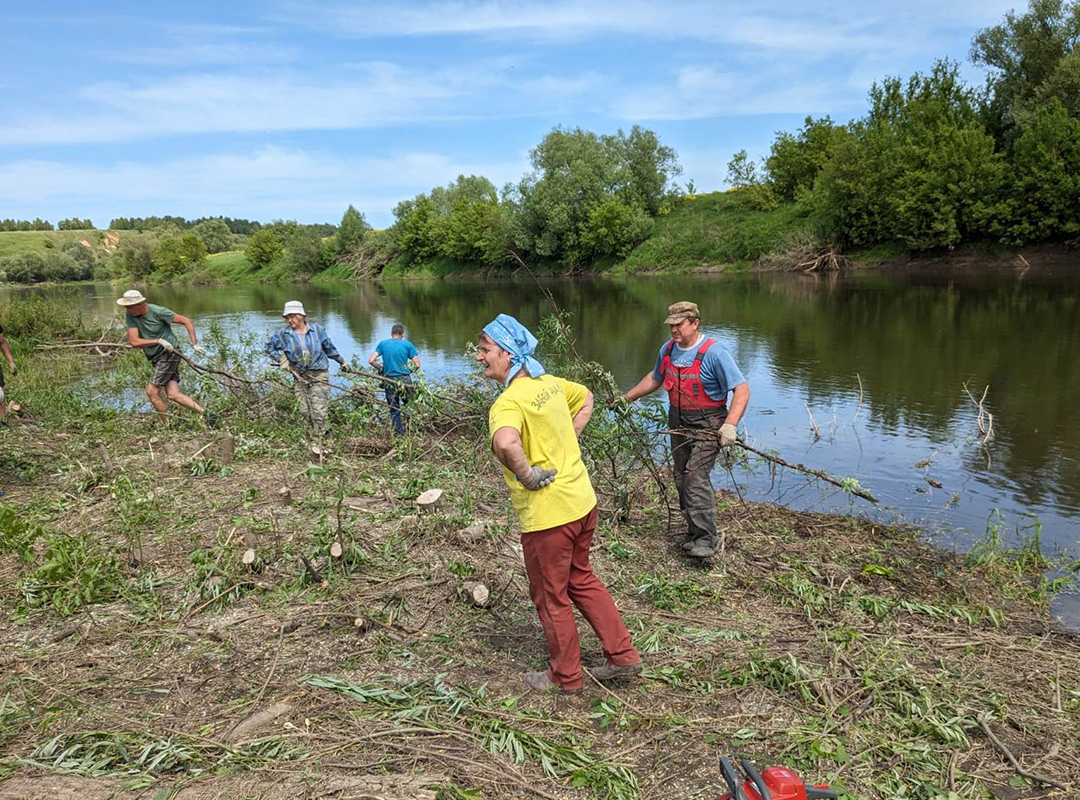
[{"xmin": 125, "ymin": 303, "xmax": 178, "ymax": 362}]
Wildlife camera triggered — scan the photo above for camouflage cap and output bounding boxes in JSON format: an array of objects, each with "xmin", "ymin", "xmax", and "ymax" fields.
[{"xmin": 664, "ymin": 301, "xmax": 700, "ymax": 325}]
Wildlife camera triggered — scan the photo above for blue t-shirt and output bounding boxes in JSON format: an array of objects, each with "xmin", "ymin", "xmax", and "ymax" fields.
[
  {"xmin": 652, "ymin": 336, "xmax": 745, "ymax": 402},
  {"xmin": 376, "ymin": 337, "xmax": 419, "ymax": 377}
]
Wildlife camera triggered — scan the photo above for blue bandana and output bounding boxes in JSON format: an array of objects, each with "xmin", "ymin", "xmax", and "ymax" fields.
[{"xmin": 482, "ymin": 314, "xmax": 546, "ymax": 386}]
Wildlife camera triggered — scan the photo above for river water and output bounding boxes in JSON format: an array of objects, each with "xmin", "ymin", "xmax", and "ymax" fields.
[{"xmin": 7, "ymin": 269, "xmax": 1080, "ymax": 619}]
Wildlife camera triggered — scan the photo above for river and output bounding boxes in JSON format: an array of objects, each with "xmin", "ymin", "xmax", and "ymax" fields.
[{"xmin": 7, "ymin": 268, "xmax": 1080, "ymax": 620}]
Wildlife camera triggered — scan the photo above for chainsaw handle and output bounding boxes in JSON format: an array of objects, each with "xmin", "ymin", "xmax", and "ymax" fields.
[
  {"xmin": 719, "ymin": 757, "xmax": 746, "ymax": 799},
  {"xmin": 806, "ymin": 789, "xmax": 839, "ymax": 799},
  {"xmin": 740, "ymin": 759, "xmax": 773, "ymax": 800}
]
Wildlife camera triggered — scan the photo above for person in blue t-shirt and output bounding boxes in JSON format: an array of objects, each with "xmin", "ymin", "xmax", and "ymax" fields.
[
  {"xmin": 620, "ymin": 301, "xmax": 750, "ymax": 560},
  {"xmin": 368, "ymin": 324, "xmax": 420, "ymax": 435}
]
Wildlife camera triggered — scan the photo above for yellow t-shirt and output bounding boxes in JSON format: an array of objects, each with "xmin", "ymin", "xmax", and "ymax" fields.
[{"xmin": 488, "ymin": 374, "xmax": 597, "ymax": 533}]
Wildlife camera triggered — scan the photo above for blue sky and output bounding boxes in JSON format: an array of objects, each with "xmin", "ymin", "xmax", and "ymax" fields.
[{"xmin": 0, "ymin": 0, "xmax": 1018, "ymax": 228}]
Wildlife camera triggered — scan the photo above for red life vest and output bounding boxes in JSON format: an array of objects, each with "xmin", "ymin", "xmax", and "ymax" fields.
[{"xmin": 660, "ymin": 337, "xmax": 728, "ymax": 412}]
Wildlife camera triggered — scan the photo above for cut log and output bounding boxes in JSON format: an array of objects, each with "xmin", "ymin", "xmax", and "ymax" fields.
[
  {"xmin": 330, "ymin": 541, "xmax": 344, "ymax": 559},
  {"xmin": 462, "ymin": 581, "xmax": 490, "ymax": 607},
  {"xmin": 277, "ymin": 486, "xmax": 292, "ymax": 505},
  {"xmin": 415, "ymin": 488, "xmax": 444, "ymax": 513}
]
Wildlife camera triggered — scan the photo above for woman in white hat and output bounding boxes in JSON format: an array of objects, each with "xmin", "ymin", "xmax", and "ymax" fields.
[{"xmin": 265, "ymin": 300, "xmax": 348, "ymax": 452}]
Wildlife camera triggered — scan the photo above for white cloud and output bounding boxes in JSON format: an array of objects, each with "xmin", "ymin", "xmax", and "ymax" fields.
[
  {"xmin": 277, "ymin": 0, "xmax": 1014, "ymax": 54},
  {"xmin": 0, "ymin": 146, "xmax": 530, "ymax": 225},
  {"xmin": 611, "ymin": 64, "xmax": 855, "ymax": 121},
  {"xmin": 0, "ymin": 66, "xmax": 470, "ymax": 146}
]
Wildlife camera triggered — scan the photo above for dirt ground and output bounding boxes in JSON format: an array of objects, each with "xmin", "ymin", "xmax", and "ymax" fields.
[{"xmin": 1, "ymin": 406, "xmax": 1078, "ymax": 800}]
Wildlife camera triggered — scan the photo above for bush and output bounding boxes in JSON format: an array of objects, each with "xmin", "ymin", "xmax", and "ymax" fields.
[
  {"xmin": 244, "ymin": 230, "xmax": 285, "ymax": 268},
  {"xmin": 152, "ymin": 234, "xmax": 208, "ymax": 278},
  {"xmin": 0, "ymin": 253, "xmax": 47, "ymax": 283},
  {"xmin": 0, "ymin": 291, "xmax": 87, "ymax": 339},
  {"xmin": 578, "ymin": 198, "xmax": 652, "ymax": 260},
  {"xmin": 112, "ymin": 236, "xmax": 157, "ymax": 279}
]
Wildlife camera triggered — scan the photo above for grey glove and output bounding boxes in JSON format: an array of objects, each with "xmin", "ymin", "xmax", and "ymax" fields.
[
  {"xmin": 719, "ymin": 423, "xmax": 738, "ymax": 448},
  {"xmin": 519, "ymin": 466, "xmax": 557, "ymax": 490},
  {"xmin": 156, "ymin": 338, "xmax": 175, "ymax": 352},
  {"xmin": 191, "ymin": 344, "xmax": 207, "ymax": 356}
]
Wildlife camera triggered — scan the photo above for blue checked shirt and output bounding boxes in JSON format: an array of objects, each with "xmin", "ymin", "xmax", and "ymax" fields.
[{"xmin": 265, "ymin": 323, "xmax": 344, "ymax": 372}]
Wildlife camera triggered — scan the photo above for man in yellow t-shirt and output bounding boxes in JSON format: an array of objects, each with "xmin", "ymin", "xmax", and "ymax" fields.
[{"xmin": 478, "ymin": 314, "xmax": 640, "ymax": 693}]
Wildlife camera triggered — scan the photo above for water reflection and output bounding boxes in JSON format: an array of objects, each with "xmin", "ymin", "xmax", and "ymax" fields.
[{"xmin": 6, "ymin": 269, "xmax": 1079, "ymax": 560}]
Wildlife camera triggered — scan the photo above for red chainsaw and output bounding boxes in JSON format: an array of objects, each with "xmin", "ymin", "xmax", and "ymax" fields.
[{"xmin": 719, "ymin": 757, "xmax": 838, "ymax": 800}]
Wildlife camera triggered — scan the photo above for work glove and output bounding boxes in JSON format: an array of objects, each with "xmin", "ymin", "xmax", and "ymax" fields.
[
  {"xmin": 156, "ymin": 338, "xmax": 175, "ymax": 352},
  {"xmin": 191, "ymin": 344, "xmax": 207, "ymax": 356},
  {"xmin": 6, "ymin": 362, "xmax": 14, "ymax": 375},
  {"xmin": 719, "ymin": 423, "xmax": 738, "ymax": 448},
  {"xmin": 519, "ymin": 466, "xmax": 557, "ymax": 490}
]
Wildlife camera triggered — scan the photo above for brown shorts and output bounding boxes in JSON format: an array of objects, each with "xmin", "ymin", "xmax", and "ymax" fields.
[{"xmin": 149, "ymin": 352, "xmax": 182, "ymax": 387}]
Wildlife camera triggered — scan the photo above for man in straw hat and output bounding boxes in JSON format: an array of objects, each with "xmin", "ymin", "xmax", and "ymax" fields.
[
  {"xmin": 621, "ymin": 301, "xmax": 750, "ymax": 559},
  {"xmin": 477, "ymin": 313, "xmax": 641, "ymax": 693},
  {"xmin": 117, "ymin": 290, "xmax": 215, "ymax": 427},
  {"xmin": 266, "ymin": 300, "xmax": 349, "ymax": 454}
]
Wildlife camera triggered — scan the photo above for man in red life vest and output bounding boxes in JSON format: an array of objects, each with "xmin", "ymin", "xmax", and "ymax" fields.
[{"xmin": 621, "ymin": 301, "xmax": 750, "ymax": 559}]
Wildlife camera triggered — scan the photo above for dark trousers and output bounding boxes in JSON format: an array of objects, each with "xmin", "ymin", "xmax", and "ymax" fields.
[
  {"xmin": 384, "ymin": 376, "xmax": 412, "ymax": 435},
  {"xmin": 521, "ymin": 506, "xmax": 640, "ymax": 690},
  {"xmin": 669, "ymin": 406, "xmax": 723, "ymax": 545}
]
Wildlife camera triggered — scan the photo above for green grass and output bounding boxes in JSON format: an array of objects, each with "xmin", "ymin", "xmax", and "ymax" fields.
[
  {"xmin": 0, "ymin": 230, "xmax": 104, "ymax": 258},
  {"xmin": 614, "ymin": 190, "xmax": 815, "ymax": 273},
  {"xmin": 200, "ymin": 250, "xmax": 256, "ymax": 281}
]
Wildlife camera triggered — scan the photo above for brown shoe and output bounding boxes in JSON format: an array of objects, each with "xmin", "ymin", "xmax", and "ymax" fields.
[
  {"xmin": 524, "ymin": 670, "xmax": 561, "ymax": 692},
  {"xmin": 591, "ymin": 660, "xmax": 643, "ymax": 681}
]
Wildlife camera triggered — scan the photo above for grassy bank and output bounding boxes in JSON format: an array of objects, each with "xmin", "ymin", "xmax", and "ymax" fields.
[{"xmin": 0, "ymin": 297, "xmax": 1076, "ymax": 800}]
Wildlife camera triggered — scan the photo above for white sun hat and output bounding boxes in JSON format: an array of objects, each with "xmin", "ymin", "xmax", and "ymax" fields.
[
  {"xmin": 116, "ymin": 289, "xmax": 147, "ymax": 306},
  {"xmin": 282, "ymin": 300, "xmax": 307, "ymax": 317}
]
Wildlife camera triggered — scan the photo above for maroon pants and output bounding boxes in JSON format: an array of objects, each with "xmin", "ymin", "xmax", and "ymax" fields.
[{"xmin": 521, "ymin": 506, "xmax": 640, "ymax": 690}]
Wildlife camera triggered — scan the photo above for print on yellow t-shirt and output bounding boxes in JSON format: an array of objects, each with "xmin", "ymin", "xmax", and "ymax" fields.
[{"xmin": 488, "ymin": 374, "xmax": 597, "ymax": 532}]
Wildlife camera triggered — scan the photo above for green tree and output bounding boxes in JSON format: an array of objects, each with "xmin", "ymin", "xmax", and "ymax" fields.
[
  {"xmin": 766, "ymin": 116, "xmax": 846, "ymax": 201},
  {"xmin": 244, "ymin": 229, "xmax": 285, "ymax": 268},
  {"xmin": 811, "ymin": 61, "xmax": 1002, "ymax": 249},
  {"xmin": 112, "ymin": 236, "xmax": 156, "ymax": 279},
  {"xmin": 512, "ymin": 126, "xmax": 679, "ymax": 265},
  {"xmin": 992, "ymin": 99, "xmax": 1080, "ymax": 243},
  {"xmin": 971, "ymin": 0, "xmax": 1080, "ymax": 138},
  {"xmin": 192, "ymin": 219, "xmax": 233, "ymax": 254},
  {"xmin": 284, "ymin": 228, "xmax": 327, "ymax": 276},
  {"xmin": 153, "ymin": 234, "xmax": 208, "ymax": 278},
  {"xmin": 336, "ymin": 205, "xmax": 369, "ymax": 255}
]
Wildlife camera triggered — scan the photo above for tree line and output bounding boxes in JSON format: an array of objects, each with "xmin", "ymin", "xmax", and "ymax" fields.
[{"xmin": 726, "ymin": 0, "xmax": 1080, "ymax": 252}]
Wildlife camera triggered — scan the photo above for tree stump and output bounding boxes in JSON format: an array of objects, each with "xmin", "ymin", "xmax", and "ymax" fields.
[
  {"xmin": 241, "ymin": 548, "xmax": 262, "ymax": 573},
  {"xmin": 217, "ymin": 436, "xmax": 235, "ymax": 464},
  {"xmin": 416, "ymin": 488, "xmax": 444, "ymax": 513},
  {"xmin": 462, "ymin": 581, "xmax": 490, "ymax": 607},
  {"xmin": 277, "ymin": 486, "xmax": 292, "ymax": 506},
  {"xmin": 330, "ymin": 541, "xmax": 344, "ymax": 559}
]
